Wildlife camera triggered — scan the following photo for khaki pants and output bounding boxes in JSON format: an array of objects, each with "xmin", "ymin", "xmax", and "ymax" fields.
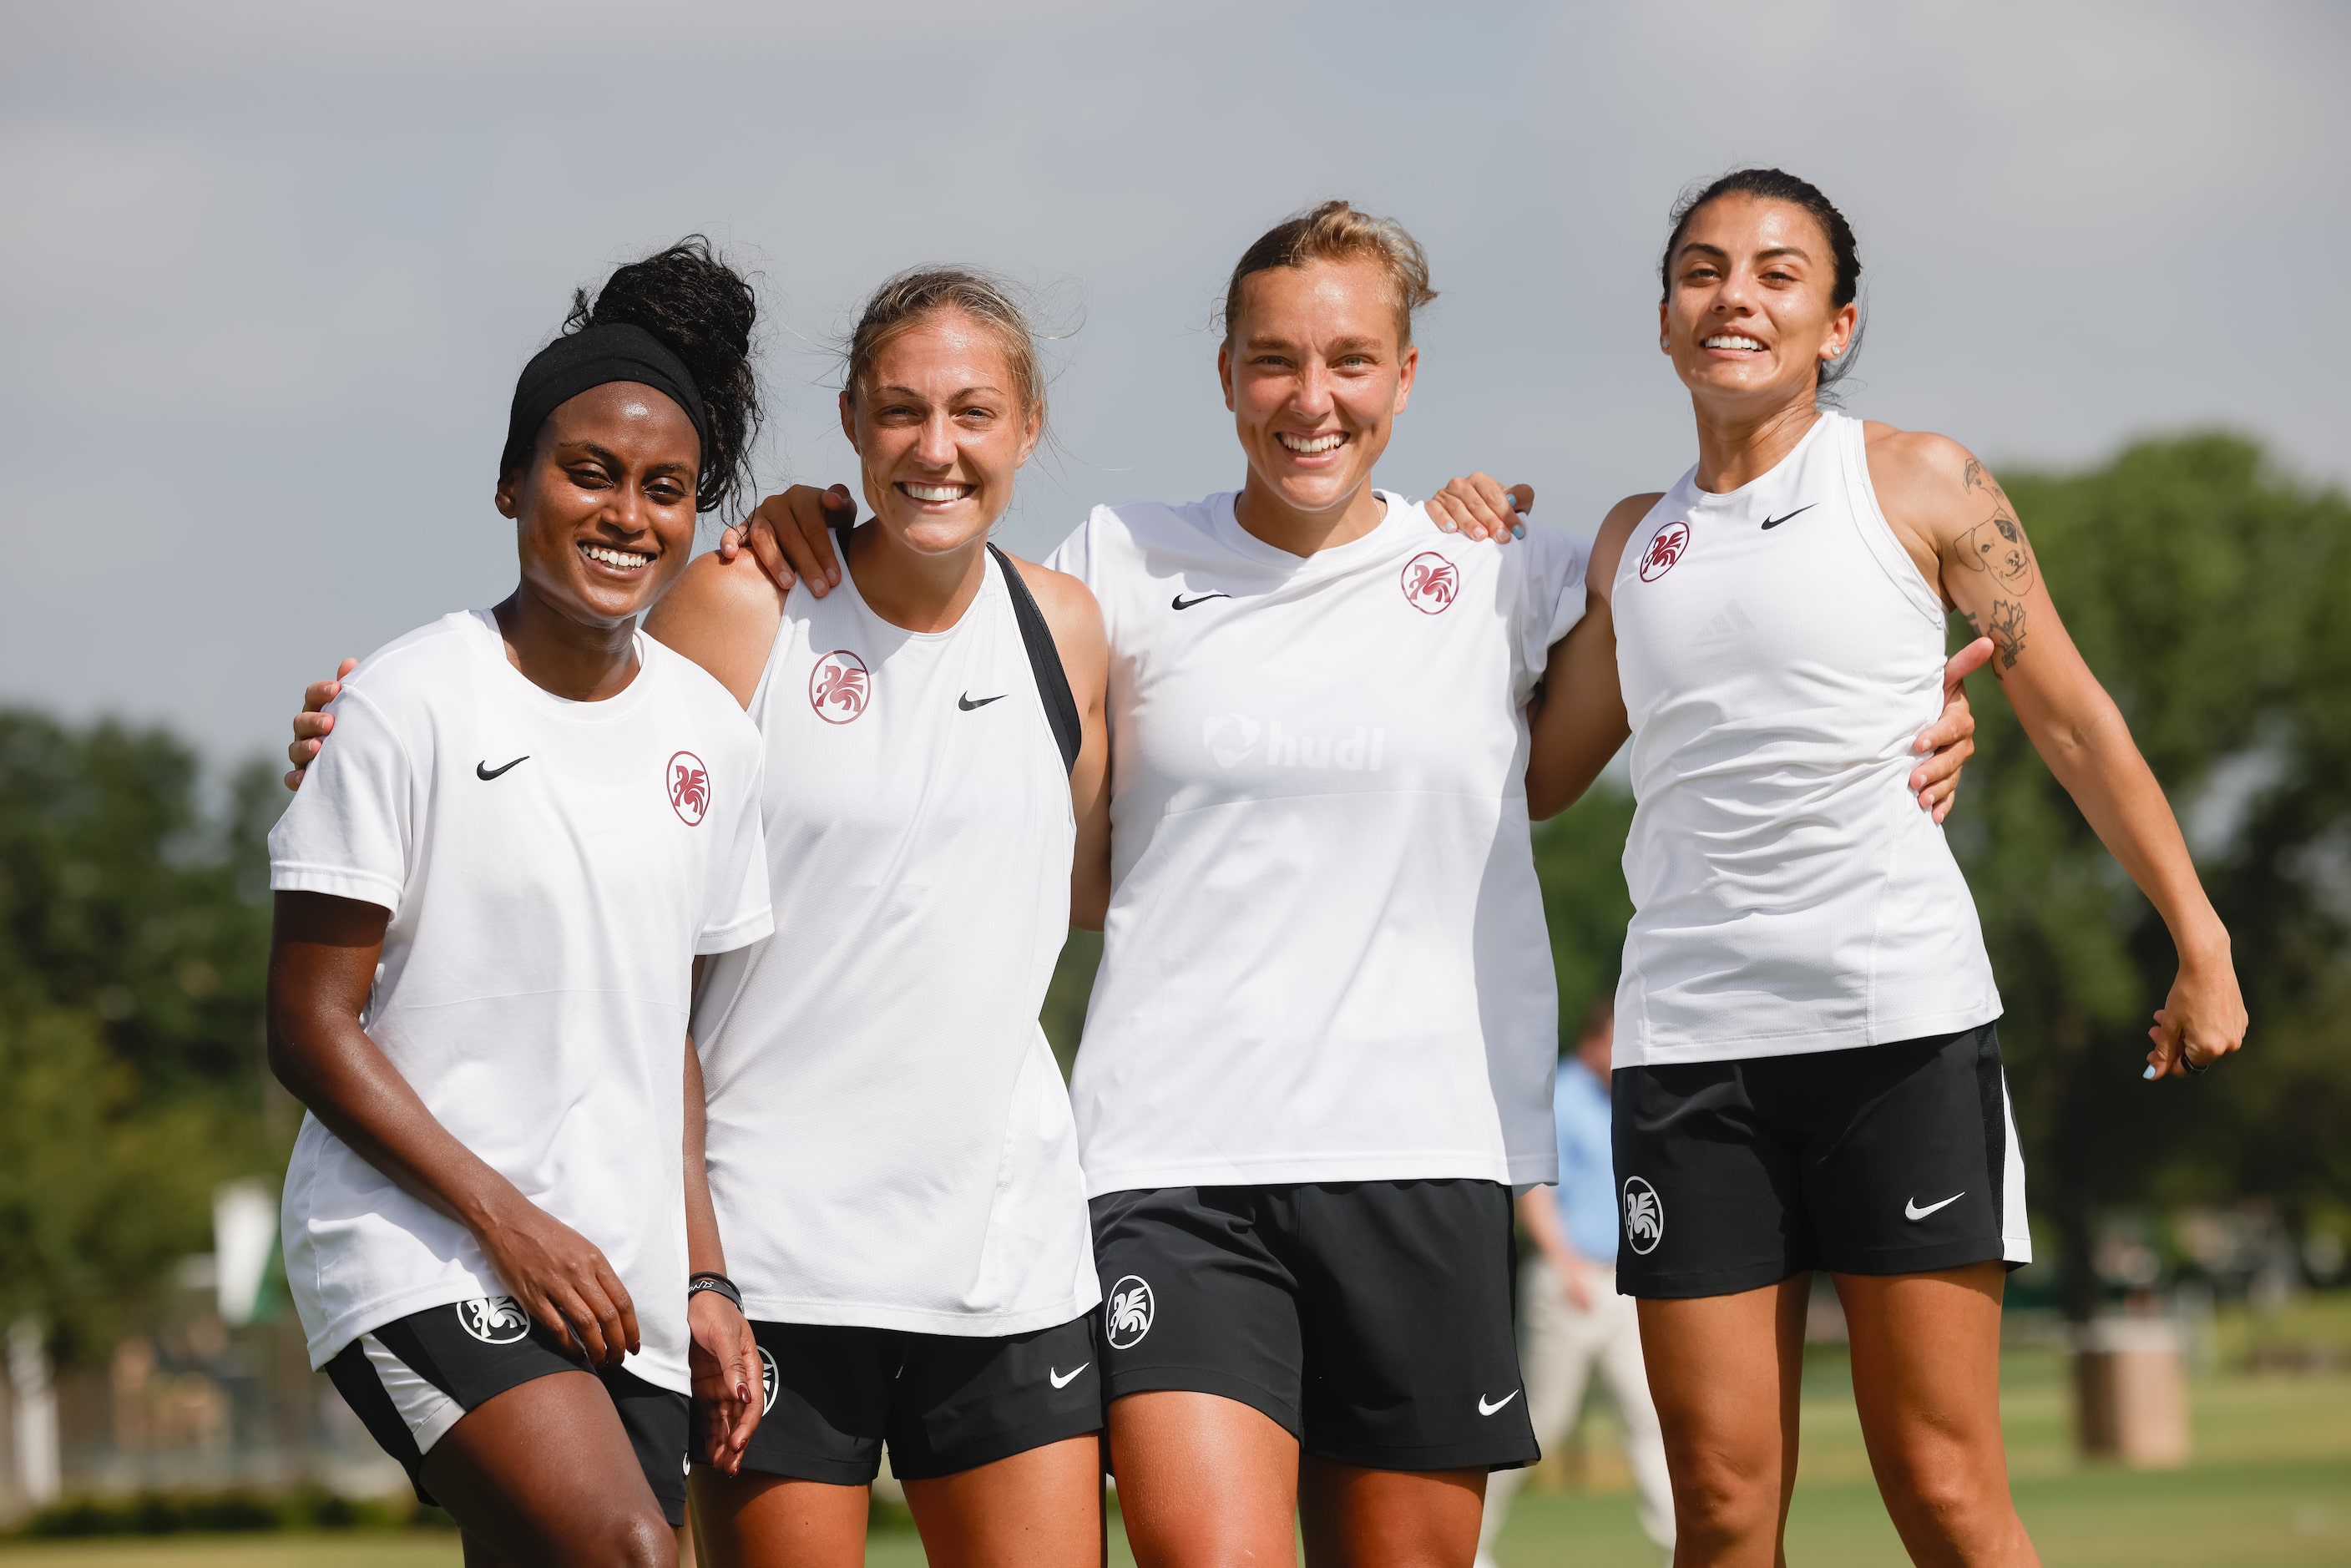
[{"xmin": 1477, "ymin": 1259, "xmax": 1675, "ymax": 1559}]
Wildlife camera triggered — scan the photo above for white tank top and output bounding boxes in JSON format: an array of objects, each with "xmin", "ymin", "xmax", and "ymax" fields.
[
  {"xmin": 689, "ymin": 548, "xmax": 1098, "ymax": 1336},
  {"xmin": 1610, "ymin": 412, "xmax": 2001, "ymax": 1068}
]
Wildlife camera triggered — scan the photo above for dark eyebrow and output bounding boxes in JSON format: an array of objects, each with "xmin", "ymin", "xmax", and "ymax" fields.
[
  {"xmin": 1755, "ymin": 245, "xmax": 1811, "ymax": 264},
  {"xmin": 555, "ymin": 440, "xmax": 690, "ymax": 478},
  {"xmin": 1676, "ymin": 241, "xmax": 1728, "ymax": 264}
]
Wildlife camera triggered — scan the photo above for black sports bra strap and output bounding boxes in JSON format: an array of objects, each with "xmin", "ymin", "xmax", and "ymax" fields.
[{"xmin": 987, "ymin": 544, "xmax": 1083, "ymax": 776}]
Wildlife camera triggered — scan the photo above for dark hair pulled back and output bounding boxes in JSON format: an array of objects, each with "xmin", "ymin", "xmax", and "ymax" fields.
[
  {"xmin": 1660, "ymin": 169, "xmax": 1863, "ymax": 398},
  {"xmin": 562, "ymin": 235, "xmax": 762, "ymax": 516}
]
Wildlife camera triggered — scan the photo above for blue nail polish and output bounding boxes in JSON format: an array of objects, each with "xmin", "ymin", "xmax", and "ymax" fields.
[
  {"xmin": 2142, "ymin": 1065, "xmax": 2161, "ymax": 1080},
  {"xmin": 1511, "ymin": 524, "xmax": 1526, "ymax": 539}
]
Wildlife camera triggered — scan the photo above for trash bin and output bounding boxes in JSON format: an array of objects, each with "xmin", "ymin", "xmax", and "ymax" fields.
[{"xmin": 2071, "ymin": 1317, "xmax": 2189, "ymax": 1469}]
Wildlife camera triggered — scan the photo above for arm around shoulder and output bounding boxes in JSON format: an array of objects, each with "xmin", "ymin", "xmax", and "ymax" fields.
[{"xmin": 1522, "ymin": 495, "xmax": 1656, "ymax": 819}]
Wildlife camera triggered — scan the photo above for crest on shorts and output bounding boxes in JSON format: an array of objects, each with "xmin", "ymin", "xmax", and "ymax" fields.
[
  {"xmin": 1622, "ymin": 1177, "xmax": 1665, "ymax": 1256},
  {"xmin": 1638, "ymin": 521, "xmax": 1691, "ymax": 583},
  {"xmin": 1400, "ymin": 551, "xmax": 1460, "ymax": 615},
  {"xmin": 667, "ymin": 751, "xmax": 710, "ymax": 826},
  {"xmin": 1105, "ymin": 1275, "xmax": 1155, "ymax": 1349},
  {"xmin": 456, "ymin": 1295, "xmax": 531, "ymax": 1345},
  {"xmin": 756, "ymin": 1344, "xmax": 779, "ymax": 1414},
  {"xmin": 809, "ymin": 650, "xmax": 872, "ymax": 724}
]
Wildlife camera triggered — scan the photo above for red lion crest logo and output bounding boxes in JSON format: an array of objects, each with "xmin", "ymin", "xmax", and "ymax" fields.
[
  {"xmin": 1399, "ymin": 551, "xmax": 1459, "ymax": 615},
  {"xmin": 1638, "ymin": 521, "xmax": 1691, "ymax": 583},
  {"xmin": 808, "ymin": 650, "xmax": 871, "ymax": 724},
  {"xmin": 667, "ymin": 751, "xmax": 710, "ymax": 827}
]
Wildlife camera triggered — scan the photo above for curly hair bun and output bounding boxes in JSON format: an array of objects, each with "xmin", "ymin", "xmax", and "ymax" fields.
[{"xmin": 564, "ymin": 236, "xmax": 762, "ymax": 517}]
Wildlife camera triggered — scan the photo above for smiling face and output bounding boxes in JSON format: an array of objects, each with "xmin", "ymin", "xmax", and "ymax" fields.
[
  {"xmin": 1661, "ymin": 192, "xmax": 1857, "ymax": 417},
  {"xmin": 494, "ymin": 380, "xmax": 701, "ymax": 628},
  {"xmin": 840, "ymin": 310, "xmax": 1039, "ymax": 558},
  {"xmin": 1219, "ymin": 257, "xmax": 1417, "ymax": 519}
]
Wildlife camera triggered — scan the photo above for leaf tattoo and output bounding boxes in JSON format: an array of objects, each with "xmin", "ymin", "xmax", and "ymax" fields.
[{"xmin": 1989, "ymin": 599, "xmax": 2027, "ymax": 669}]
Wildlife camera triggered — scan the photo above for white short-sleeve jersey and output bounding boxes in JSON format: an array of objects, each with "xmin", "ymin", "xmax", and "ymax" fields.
[
  {"xmin": 1047, "ymin": 493, "xmax": 1586, "ymax": 1195},
  {"xmin": 268, "ymin": 609, "xmax": 772, "ymax": 1393}
]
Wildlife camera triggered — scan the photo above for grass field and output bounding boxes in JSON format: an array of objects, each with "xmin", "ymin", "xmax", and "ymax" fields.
[{"xmin": 8, "ymin": 1310, "xmax": 2348, "ymax": 1567}]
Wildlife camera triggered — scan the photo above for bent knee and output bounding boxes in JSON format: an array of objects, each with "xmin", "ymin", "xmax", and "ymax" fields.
[{"xmin": 592, "ymin": 1510, "xmax": 676, "ymax": 1568}]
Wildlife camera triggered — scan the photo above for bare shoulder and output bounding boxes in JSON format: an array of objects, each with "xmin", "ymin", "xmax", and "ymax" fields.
[
  {"xmin": 1861, "ymin": 421, "xmax": 1998, "ymax": 543},
  {"xmin": 656, "ymin": 547, "xmax": 787, "ymax": 625},
  {"xmin": 645, "ymin": 549, "xmax": 786, "ymax": 707},
  {"xmin": 1588, "ymin": 492, "xmax": 1667, "ymax": 604}
]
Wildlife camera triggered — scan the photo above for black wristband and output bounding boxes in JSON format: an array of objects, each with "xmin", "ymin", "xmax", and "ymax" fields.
[{"xmin": 687, "ymin": 1272, "xmax": 743, "ymax": 1313}]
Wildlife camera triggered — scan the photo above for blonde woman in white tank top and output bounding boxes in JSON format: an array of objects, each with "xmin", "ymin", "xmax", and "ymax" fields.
[{"xmin": 1438, "ymin": 170, "xmax": 2247, "ymax": 1566}]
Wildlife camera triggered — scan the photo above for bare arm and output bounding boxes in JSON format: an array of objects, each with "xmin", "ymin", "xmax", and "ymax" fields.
[
  {"xmin": 1523, "ymin": 495, "xmax": 1648, "ymax": 818},
  {"xmin": 1869, "ymin": 427, "xmax": 2246, "ymax": 1078},
  {"xmin": 1010, "ymin": 557, "xmax": 1114, "ymax": 931},
  {"xmin": 265, "ymin": 890, "xmax": 640, "ymax": 1362},
  {"xmin": 682, "ymin": 974, "xmax": 760, "ymax": 1472}
]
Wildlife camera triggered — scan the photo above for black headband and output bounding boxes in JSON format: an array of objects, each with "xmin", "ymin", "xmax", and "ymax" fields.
[{"xmin": 498, "ymin": 322, "xmax": 710, "ymax": 490}]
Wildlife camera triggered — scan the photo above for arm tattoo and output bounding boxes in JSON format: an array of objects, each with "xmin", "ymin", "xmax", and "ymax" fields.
[
  {"xmin": 1956, "ymin": 513, "xmax": 2037, "ymax": 594},
  {"xmin": 1989, "ymin": 599, "xmax": 2027, "ymax": 669}
]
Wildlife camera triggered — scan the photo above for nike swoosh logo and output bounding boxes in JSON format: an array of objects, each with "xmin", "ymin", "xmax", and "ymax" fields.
[
  {"xmin": 958, "ymin": 693, "xmax": 1005, "ymax": 711},
  {"xmin": 1478, "ymin": 1390, "xmax": 1520, "ymax": 1416},
  {"xmin": 1172, "ymin": 591, "xmax": 1231, "ymax": 609},
  {"xmin": 1906, "ymin": 1192, "xmax": 1964, "ymax": 1222},
  {"xmin": 475, "ymin": 756, "xmax": 528, "ymax": 781},
  {"xmin": 1761, "ymin": 504, "xmax": 1817, "ymax": 530},
  {"xmin": 1049, "ymin": 1363, "xmax": 1090, "ymax": 1389}
]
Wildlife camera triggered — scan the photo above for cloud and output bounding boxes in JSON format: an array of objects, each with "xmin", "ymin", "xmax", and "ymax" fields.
[{"xmin": 0, "ymin": 0, "xmax": 2343, "ymax": 761}]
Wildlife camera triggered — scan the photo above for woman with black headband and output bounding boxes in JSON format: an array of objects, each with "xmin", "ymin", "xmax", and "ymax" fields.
[{"xmin": 266, "ymin": 239, "xmax": 771, "ymax": 1566}]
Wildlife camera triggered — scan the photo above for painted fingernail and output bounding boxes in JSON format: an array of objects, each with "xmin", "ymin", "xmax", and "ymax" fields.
[
  {"xmin": 1511, "ymin": 524, "xmax": 1526, "ymax": 539},
  {"xmin": 2143, "ymin": 1065, "xmax": 2161, "ymax": 1080}
]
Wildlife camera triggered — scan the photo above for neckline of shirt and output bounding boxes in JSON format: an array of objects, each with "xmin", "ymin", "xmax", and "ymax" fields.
[
  {"xmin": 827, "ymin": 542, "xmax": 1003, "ymax": 645},
  {"xmin": 1207, "ymin": 488, "xmax": 1425, "ymax": 574},
  {"xmin": 1686, "ymin": 410, "xmax": 1841, "ymax": 509},
  {"xmin": 458, "ymin": 608, "xmax": 659, "ymax": 724}
]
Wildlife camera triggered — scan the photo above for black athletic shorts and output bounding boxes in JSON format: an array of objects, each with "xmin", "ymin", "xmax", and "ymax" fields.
[
  {"xmin": 1612, "ymin": 1021, "xmax": 2030, "ymax": 1299},
  {"xmin": 323, "ymin": 1296, "xmax": 690, "ymax": 1526},
  {"xmin": 736, "ymin": 1313, "xmax": 1101, "ymax": 1484},
  {"xmin": 1090, "ymin": 1179, "xmax": 1539, "ymax": 1473}
]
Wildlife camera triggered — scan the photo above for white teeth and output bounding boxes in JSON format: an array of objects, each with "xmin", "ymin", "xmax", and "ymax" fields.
[
  {"xmin": 1279, "ymin": 432, "xmax": 1345, "ymax": 454},
  {"xmin": 582, "ymin": 544, "xmax": 651, "ymax": 569},
  {"xmin": 903, "ymin": 483, "xmax": 970, "ymax": 502},
  {"xmin": 1703, "ymin": 335, "xmax": 1765, "ymax": 351}
]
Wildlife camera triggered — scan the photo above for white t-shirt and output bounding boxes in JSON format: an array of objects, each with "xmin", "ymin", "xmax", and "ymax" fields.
[
  {"xmin": 1610, "ymin": 412, "xmax": 2002, "ymax": 1065},
  {"xmin": 268, "ymin": 609, "xmax": 772, "ymax": 1393},
  {"xmin": 1047, "ymin": 493, "xmax": 1587, "ymax": 1195},
  {"xmin": 690, "ymin": 552, "xmax": 1097, "ymax": 1336}
]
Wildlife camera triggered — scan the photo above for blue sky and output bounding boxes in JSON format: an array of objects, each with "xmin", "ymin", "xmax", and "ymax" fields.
[{"xmin": 3, "ymin": 0, "xmax": 2344, "ymax": 761}]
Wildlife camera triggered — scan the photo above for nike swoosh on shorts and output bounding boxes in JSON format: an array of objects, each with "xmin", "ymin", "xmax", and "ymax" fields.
[
  {"xmin": 1049, "ymin": 1363, "xmax": 1090, "ymax": 1389},
  {"xmin": 1905, "ymin": 1192, "xmax": 1964, "ymax": 1222},
  {"xmin": 1478, "ymin": 1389, "xmax": 1520, "ymax": 1416}
]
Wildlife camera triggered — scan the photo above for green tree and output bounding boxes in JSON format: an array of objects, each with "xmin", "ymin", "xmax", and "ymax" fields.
[
  {"xmin": 0, "ymin": 715, "xmax": 278, "ymax": 1354},
  {"xmin": 1958, "ymin": 434, "xmax": 2351, "ymax": 1317}
]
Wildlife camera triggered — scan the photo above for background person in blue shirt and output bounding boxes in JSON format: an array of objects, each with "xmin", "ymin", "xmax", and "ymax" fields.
[{"xmin": 1477, "ymin": 1000, "xmax": 1675, "ymax": 1564}]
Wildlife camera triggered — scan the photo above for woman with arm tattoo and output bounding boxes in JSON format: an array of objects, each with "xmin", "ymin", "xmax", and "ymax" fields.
[{"xmin": 1466, "ymin": 169, "xmax": 2242, "ymax": 1568}]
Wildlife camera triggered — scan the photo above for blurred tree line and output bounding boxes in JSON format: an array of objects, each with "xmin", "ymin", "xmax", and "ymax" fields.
[
  {"xmin": 2, "ymin": 434, "xmax": 2342, "ymax": 1363},
  {"xmin": 0, "ymin": 721, "xmax": 279, "ymax": 1360}
]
